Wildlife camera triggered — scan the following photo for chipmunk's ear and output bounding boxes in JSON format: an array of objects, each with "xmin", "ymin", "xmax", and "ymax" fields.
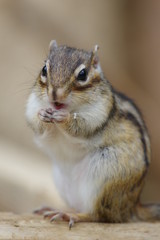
[
  {"xmin": 91, "ymin": 44, "xmax": 99, "ymax": 68},
  {"xmin": 49, "ymin": 40, "xmax": 57, "ymax": 52}
]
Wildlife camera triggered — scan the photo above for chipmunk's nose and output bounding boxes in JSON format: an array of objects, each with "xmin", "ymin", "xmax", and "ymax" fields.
[
  {"xmin": 52, "ymin": 88, "xmax": 65, "ymax": 102},
  {"xmin": 51, "ymin": 88, "xmax": 67, "ymax": 110}
]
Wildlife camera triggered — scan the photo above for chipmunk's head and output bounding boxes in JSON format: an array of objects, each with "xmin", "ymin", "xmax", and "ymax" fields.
[{"xmin": 35, "ymin": 40, "xmax": 111, "ymax": 112}]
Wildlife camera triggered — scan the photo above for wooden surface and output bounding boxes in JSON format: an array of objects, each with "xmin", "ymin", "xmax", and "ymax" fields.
[{"xmin": 0, "ymin": 212, "xmax": 160, "ymax": 240}]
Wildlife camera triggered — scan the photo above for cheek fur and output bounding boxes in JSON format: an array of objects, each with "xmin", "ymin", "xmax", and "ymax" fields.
[{"xmin": 25, "ymin": 91, "xmax": 51, "ymax": 122}]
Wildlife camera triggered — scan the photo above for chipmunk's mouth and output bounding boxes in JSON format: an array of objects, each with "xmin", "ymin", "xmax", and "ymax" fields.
[{"xmin": 54, "ymin": 102, "xmax": 66, "ymax": 110}]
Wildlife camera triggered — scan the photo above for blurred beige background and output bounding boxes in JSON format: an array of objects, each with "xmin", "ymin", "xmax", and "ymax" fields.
[{"xmin": 0, "ymin": 0, "xmax": 160, "ymax": 213}]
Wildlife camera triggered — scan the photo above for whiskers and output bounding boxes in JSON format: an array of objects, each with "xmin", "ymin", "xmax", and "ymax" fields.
[
  {"xmin": 14, "ymin": 80, "xmax": 33, "ymax": 96},
  {"xmin": 71, "ymin": 93, "xmax": 92, "ymax": 105},
  {"xmin": 15, "ymin": 64, "xmax": 41, "ymax": 96}
]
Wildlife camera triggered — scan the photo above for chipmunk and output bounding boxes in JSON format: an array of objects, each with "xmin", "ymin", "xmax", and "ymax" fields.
[{"xmin": 26, "ymin": 40, "xmax": 160, "ymax": 228}]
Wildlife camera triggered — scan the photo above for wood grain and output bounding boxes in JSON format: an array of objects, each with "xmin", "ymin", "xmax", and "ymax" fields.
[{"xmin": 0, "ymin": 212, "xmax": 160, "ymax": 240}]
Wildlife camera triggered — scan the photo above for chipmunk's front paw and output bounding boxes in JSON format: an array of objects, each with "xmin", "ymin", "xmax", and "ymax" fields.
[
  {"xmin": 38, "ymin": 108, "xmax": 53, "ymax": 122},
  {"xmin": 52, "ymin": 109, "xmax": 70, "ymax": 122},
  {"xmin": 39, "ymin": 108, "xmax": 69, "ymax": 123}
]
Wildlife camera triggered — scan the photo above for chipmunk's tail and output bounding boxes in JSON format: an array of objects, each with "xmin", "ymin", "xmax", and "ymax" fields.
[{"xmin": 136, "ymin": 203, "xmax": 160, "ymax": 221}]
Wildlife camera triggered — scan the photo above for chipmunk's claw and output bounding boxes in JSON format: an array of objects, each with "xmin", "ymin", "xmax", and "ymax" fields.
[
  {"xmin": 69, "ymin": 218, "xmax": 75, "ymax": 229},
  {"xmin": 44, "ymin": 210, "xmax": 77, "ymax": 229}
]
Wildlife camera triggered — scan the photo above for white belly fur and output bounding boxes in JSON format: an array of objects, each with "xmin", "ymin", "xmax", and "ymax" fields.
[{"xmin": 35, "ymin": 125, "xmax": 99, "ymax": 213}]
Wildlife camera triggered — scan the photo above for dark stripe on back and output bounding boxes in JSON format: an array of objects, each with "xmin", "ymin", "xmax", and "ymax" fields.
[
  {"xmin": 113, "ymin": 89, "xmax": 148, "ymax": 132},
  {"xmin": 119, "ymin": 111, "xmax": 149, "ymax": 167}
]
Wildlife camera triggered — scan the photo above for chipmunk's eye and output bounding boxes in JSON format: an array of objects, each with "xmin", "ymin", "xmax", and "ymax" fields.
[
  {"xmin": 40, "ymin": 65, "xmax": 47, "ymax": 85},
  {"xmin": 77, "ymin": 68, "xmax": 87, "ymax": 81},
  {"xmin": 41, "ymin": 65, "xmax": 47, "ymax": 77}
]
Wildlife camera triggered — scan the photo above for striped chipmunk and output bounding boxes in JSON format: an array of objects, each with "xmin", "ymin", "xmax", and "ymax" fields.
[{"xmin": 26, "ymin": 40, "xmax": 160, "ymax": 228}]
